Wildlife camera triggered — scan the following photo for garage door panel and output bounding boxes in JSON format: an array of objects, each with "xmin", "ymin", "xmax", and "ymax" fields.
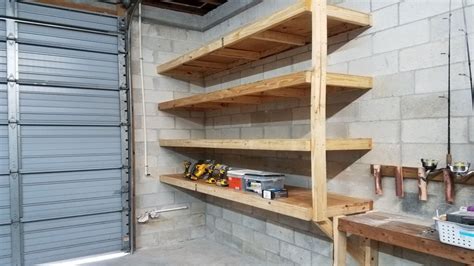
[
  {"xmin": 0, "ymin": 42, "xmax": 6, "ymax": 83},
  {"xmin": 17, "ymin": 2, "xmax": 118, "ymax": 32},
  {"xmin": 18, "ymin": 44, "xmax": 119, "ymax": 89},
  {"xmin": 21, "ymin": 170, "xmax": 122, "ymax": 220},
  {"xmin": 0, "ymin": 84, "xmax": 7, "ymax": 123},
  {"xmin": 19, "ymin": 85, "xmax": 120, "ymax": 125},
  {"xmin": 0, "ymin": 224, "xmax": 11, "ymax": 265},
  {"xmin": 18, "ymin": 23, "xmax": 119, "ymax": 53},
  {"xmin": 0, "ymin": 175, "xmax": 9, "ymax": 225},
  {"xmin": 23, "ymin": 212, "xmax": 122, "ymax": 265},
  {"xmin": 0, "ymin": 126, "xmax": 8, "ymax": 175},
  {"xmin": 20, "ymin": 126, "xmax": 122, "ymax": 172}
]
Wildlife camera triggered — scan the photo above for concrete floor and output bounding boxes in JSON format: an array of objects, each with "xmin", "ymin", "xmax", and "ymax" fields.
[{"xmin": 86, "ymin": 239, "xmax": 265, "ymax": 266}]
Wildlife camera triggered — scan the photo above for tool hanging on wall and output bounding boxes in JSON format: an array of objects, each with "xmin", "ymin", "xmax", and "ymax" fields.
[
  {"xmin": 372, "ymin": 165, "xmax": 383, "ymax": 195},
  {"xmin": 395, "ymin": 166, "xmax": 404, "ymax": 198},
  {"xmin": 443, "ymin": 168, "xmax": 455, "ymax": 203},
  {"xmin": 460, "ymin": 0, "xmax": 473, "ymax": 110},
  {"xmin": 418, "ymin": 159, "xmax": 439, "ymax": 201}
]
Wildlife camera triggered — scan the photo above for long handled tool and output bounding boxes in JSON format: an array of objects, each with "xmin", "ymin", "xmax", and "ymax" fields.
[
  {"xmin": 461, "ymin": 0, "xmax": 473, "ymax": 110},
  {"xmin": 446, "ymin": 0, "xmax": 453, "ymax": 167}
]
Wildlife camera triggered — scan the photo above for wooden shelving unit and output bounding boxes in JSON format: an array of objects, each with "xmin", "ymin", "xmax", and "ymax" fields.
[
  {"xmin": 159, "ymin": 71, "xmax": 372, "ymax": 110},
  {"xmin": 160, "ymin": 138, "xmax": 372, "ymax": 151},
  {"xmin": 155, "ymin": 0, "xmax": 374, "ymax": 241},
  {"xmin": 156, "ymin": 1, "xmax": 371, "ymax": 79},
  {"xmin": 161, "ymin": 174, "xmax": 373, "ymax": 221}
]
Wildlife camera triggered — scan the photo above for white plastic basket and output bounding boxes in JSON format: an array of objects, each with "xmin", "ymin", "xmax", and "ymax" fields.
[{"xmin": 436, "ymin": 219, "xmax": 474, "ymax": 250}]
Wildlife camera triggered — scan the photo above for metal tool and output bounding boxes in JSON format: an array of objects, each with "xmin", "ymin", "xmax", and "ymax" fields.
[
  {"xmin": 418, "ymin": 159, "xmax": 439, "ymax": 201},
  {"xmin": 460, "ymin": 0, "xmax": 473, "ymax": 110}
]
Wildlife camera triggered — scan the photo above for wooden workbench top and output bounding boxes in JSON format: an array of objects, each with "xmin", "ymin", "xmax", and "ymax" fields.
[{"xmin": 338, "ymin": 212, "xmax": 474, "ymax": 264}]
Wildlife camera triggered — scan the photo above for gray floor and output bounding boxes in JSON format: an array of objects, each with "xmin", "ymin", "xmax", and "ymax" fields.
[{"xmin": 86, "ymin": 239, "xmax": 265, "ymax": 266}]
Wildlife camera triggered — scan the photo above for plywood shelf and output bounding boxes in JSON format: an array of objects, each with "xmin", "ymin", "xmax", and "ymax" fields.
[
  {"xmin": 158, "ymin": 71, "xmax": 372, "ymax": 110},
  {"xmin": 156, "ymin": 2, "xmax": 371, "ymax": 78},
  {"xmin": 160, "ymin": 174, "xmax": 373, "ymax": 221},
  {"xmin": 159, "ymin": 138, "xmax": 372, "ymax": 151}
]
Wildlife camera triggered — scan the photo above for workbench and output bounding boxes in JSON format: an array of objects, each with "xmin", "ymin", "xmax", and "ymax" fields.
[{"xmin": 336, "ymin": 212, "xmax": 474, "ymax": 265}]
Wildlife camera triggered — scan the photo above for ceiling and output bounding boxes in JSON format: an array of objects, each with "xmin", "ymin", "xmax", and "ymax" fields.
[{"xmin": 142, "ymin": 0, "xmax": 227, "ymax": 16}]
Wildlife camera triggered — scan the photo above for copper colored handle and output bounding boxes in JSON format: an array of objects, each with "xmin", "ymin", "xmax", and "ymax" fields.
[
  {"xmin": 417, "ymin": 167, "xmax": 428, "ymax": 201},
  {"xmin": 443, "ymin": 169, "xmax": 455, "ymax": 203},
  {"xmin": 395, "ymin": 166, "xmax": 404, "ymax": 198},
  {"xmin": 372, "ymin": 165, "xmax": 383, "ymax": 195}
]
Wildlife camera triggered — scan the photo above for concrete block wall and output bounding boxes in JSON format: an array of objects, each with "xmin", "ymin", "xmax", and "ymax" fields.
[
  {"xmin": 130, "ymin": 14, "xmax": 209, "ymax": 249},
  {"xmin": 134, "ymin": 0, "xmax": 474, "ymax": 265},
  {"xmin": 201, "ymin": 0, "xmax": 473, "ymax": 265}
]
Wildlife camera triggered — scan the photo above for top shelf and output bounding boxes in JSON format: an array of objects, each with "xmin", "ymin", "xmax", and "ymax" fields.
[{"xmin": 156, "ymin": 2, "xmax": 371, "ymax": 79}]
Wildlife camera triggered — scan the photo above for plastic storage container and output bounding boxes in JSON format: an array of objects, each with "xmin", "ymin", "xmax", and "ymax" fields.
[
  {"xmin": 244, "ymin": 172, "xmax": 284, "ymax": 194},
  {"xmin": 227, "ymin": 169, "xmax": 247, "ymax": 190},
  {"xmin": 435, "ymin": 219, "xmax": 474, "ymax": 250}
]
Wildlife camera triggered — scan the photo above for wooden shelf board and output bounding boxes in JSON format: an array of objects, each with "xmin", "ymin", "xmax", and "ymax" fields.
[
  {"xmin": 159, "ymin": 138, "xmax": 372, "ymax": 151},
  {"xmin": 156, "ymin": 2, "xmax": 371, "ymax": 78},
  {"xmin": 161, "ymin": 174, "xmax": 373, "ymax": 221},
  {"xmin": 158, "ymin": 71, "xmax": 372, "ymax": 110}
]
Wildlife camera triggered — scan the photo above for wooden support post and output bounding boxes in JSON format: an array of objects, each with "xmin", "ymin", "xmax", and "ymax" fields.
[
  {"xmin": 311, "ymin": 0, "xmax": 328, "ymax": 222},
  {"xmin": 362, "ymin": 238, "xmax": 378, "ymax": 266},
  {"xmin": 333, "ymin": 216, "xmax": 347, "ymax": 266},
  {"xmin": 315, "ymin": 219, "xmax": 334, "ymax": 240}
]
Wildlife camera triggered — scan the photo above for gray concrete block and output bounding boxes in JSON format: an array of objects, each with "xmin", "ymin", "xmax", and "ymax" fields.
[
  {"xmin": 159, "ymin": 129, "xmax": 190, "ymax": 140},
  {"xmin": 263, "ymin": 57, "xmax": 293, "ymax": 79},
  {"xmin": 348, "ymin": 121, "xmax": 400, "ymax": 143},
  {"xmin": 311, "ymin": 252, "xmax": 333, "ymax": 266},
  {"xmin": 221, "ymin": 128, "xmax": 241, "ymax": 139},
  {"xmin": 402, "ymin": 118, "xmax": 468, "ymax": 143},
  {"xmin": 266, "ymin": 251, "xmax": 295, "ymax": 265},
  {"xmin": 328, "ymin": 35, "xmax": 372, "ymax": 65},
  {"xmin": 400, "ymin": 0, "xmax": 461, "ymax": 24},
  {"xmin": 241, "ymin": 127, "xmax": 264, "ymax": 139},
  {"xmin": 242, "ymin": 242, "xmax": 267, "ymax": 261},
  {"xmin": 415, "ymin": 63, "xmax": 469, "ymax": 94},
  {"xmin": 223, "ymin": 209, "xmax": 243, "ymax": 224},
  {"xmin": 147, "ymin": 116, "xmax": 174, "ymax": 129},
  {"xmin": 370, "ymin": 3, "xmax": 398, "ymax": 33},
  {"xmin": 359, "ymin": 143, "xmax": 401, "ymax": 165},
  {"xmin": 294, "ymin": 231, "xmax": 332, "ymax": 257},
  {"xmin": 264, "ymin": 126, "xmax": 292, "ymax": 138},
  {"xmin": 470, "ymin": 117, "xmax": 474, "ymax": 142},
  {"xmin": 348, "ymin": 51, "xmax": 398, "ymax": 76},
  {"xmin": 231, "ymin": 113, "xmax": 251, "ymax": 127},
  {"xmin": 232, "ymin": 223, "xmax": 254, "ymax": 242},
  {"xmin": 374, "ymin": 20, "xmax": 429, "ymax": 54},
  {"xmin": 266, "ymin": 221, "xmax": 294, "ymax": 243},
  {"xmin": 242, "ymin": 215, "xmax": 266, "ymax": 232},
  {"xmin": 215, "ymin": 218, "xmax": 232, "ymax": 233},
  {"xmin": 291, "ymin": 125, "xmax": 310, "ymax": 139},
  {"xmin": 175, "ymin": 117, "xmax": 204, "ymax": 129},
  {"xmin": 358, "ymin": 97, "xmax": 400, "ymax": 121},
  {"xmin": 207, "ymin": 203, "xmax": 223, "ymax": 218},
  {"xmin": 372, "ymin": 71, "xmax": 415, "ymax": 98},
  {"xmin": 280, "ymin": 241, "xmax": 312, "ymax": 265},
  {"xmin": 253, "ymin": 232, "xmax": 280, "ymax": 254},
  {"xmin": 400, "ymin": 36, "xmax": 466, "ymax": 72}
]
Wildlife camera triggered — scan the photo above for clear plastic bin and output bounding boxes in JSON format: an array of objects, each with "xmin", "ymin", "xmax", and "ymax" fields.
[{"xmin": 244, "ymin": 173, "xmax": 284, "ymax": 194}]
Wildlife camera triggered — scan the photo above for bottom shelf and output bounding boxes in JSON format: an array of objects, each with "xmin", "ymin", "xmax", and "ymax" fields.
[{"xmin": 160, "ymin": 174, "xmax": 373, "ymax": 221}]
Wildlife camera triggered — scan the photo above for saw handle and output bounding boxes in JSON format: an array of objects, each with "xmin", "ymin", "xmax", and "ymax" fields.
[{"xmin": 443, "ymin": 168, "xmax": 455, "ymax": 203}]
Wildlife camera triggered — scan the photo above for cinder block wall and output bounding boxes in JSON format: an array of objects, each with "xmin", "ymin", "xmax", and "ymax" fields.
[
  {"xmin": 130, "ymin": 18, "xmax": 208, "ymax": 248},
  {"xmin": 134, "ymin": 0, "xmax": 474, "ymax": 264},
  {"xmin": 201, "ymin": 0, "xmax": 473, "ymax": 265}
]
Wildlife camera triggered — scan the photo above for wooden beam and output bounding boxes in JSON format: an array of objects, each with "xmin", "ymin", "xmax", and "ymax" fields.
[
  {"xmin": 251, "ymin": 30, "xmax": 307, "ymax": 46},
  {"xmin": 315, "ymin": 219, "xmax": 334, "ymax": 239},
  {"xmin": 333, "ymin": 216, "xmax": 347, "ymax": 266},
  {"xmin": 159, "ymin": 138, "xmax": 372, "ymax": 152},
  {"xmin": 211, "ymin": 48, "xmax": 261, "ymax": 60},
  {"xmin": 212, "ymin": 95, "xmax": 263, "ymax": 105},
  {"xmin": 327, "ymin": 5, "xmax": 372, "ymax": 27},
  {"xmin": 185, "ymin": 60, "xmax": 227, "ymax": 70},
  {"xmin": 32, "ymin": 0, "xmax": 126, "ymax": 16},
  {"xmin": 363, "ymin": 239, "xmax": 378, "ymax": 266},
  {"xmin": 159, "ymin": 71, "xmax": 309, "ymax": 110},
  {"xmin": 311, "ymin": 0, "xmax": 328, "ymax": 222},
  {"xmin": 260, "ymin": 87, "xmax": 310, "ymax": 98},
  {"xmin": 157, "ymin": 39, "xmax": 222, "ymax": 74},
  {"xmin": 222, "ymin": 1, "xmax": 310, "ymax": 46}
]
